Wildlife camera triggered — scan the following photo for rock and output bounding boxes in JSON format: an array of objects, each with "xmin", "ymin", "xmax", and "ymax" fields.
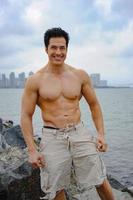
[
  {"xmin": 0, "ymin": 119, "xmax": 42, "ymax": 200},
  {"xmin": 7, "ymin": 169, "xmax": 42, "ymax": 200},
  {"xmin": 128, "ymin": 186, "xmax": 133, "ymax": 193},
  {"xmin": 0, "ymin": 118, "xmax": 14, "ymax": 131},
  {"xmin": 65, "ymin": 172, "xmax": 133, "ymax": 200},
  {"xmin": 112, "ymin": 188, "xmax": 133, "ymax": 200},
  {"xmin": 1, "ymin": 125, "xmax": 26, "ymax": 149},
  {"xmin": 0, "ymin": 118, "xmax": 3, "ymax": 132},
  {"xmin": 107, "ymin": 175, "xmax": 133, "ymax": 198}
]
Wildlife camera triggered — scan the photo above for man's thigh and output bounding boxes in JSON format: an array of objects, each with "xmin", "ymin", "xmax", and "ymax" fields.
[
  {"xmin": 40, "ymin": 131, "xmax": 72, "ymax": 192},
  {"xmin": 72, "ymin": 126, "xmax": 106, "ymax": 187}
]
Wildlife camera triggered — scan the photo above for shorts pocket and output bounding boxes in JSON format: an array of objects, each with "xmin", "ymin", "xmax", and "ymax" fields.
[
  {"xmin": 39, "ymin": 136, "xmax": 46, "ymax": 152},
  {"xmin": 74, "ymin": 139, "xmax": 98, "ymax": 158},
  {"xmin": 40, "ymin": 167, "xmax": 49, "ymax": 192},
  {"xmin": 39, "ymin": 133, "xmax": 52, "ymax": 152}
]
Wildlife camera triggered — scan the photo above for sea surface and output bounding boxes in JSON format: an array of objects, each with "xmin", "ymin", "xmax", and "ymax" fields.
[{"xmin": 0, "ymin": 88, "xmax": 133, "ymax": 187}]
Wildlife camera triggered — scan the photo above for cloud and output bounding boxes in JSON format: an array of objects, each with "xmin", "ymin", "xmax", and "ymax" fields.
[
  {"xmin": 94, "ymin": 0, "xmax": 112, "ymax": 16},
  {"xmin": 0, "ymin": 0, "xmax": 33, "ymax": 36},
  {"xmin": 112, "ymin": 0, "xmax": 133, "ymax": 18},
  {"xmin": 0, "ymin": 0, "xmax": 133, "ymax": 84},
  {"xmin": 67, "ymin": 20, "xmax": 133, "ymax": 84}
]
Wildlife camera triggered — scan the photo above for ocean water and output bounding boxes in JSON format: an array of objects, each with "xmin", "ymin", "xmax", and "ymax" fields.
[{"xmin": 0, "ymin": 88, "xmax": 133, "ymax": 187}]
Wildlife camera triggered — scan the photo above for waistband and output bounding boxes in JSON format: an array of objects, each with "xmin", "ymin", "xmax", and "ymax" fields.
[
  {"xmin": 43, "ymin": 125, "xmax": 59, "ymax": 130},
  {"xmin": 43, "ymin": 121, "xmax": 84, "ymax": 133}
]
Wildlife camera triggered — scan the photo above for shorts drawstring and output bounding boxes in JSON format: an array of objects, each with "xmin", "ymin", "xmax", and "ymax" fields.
[{"xmin": 63, "ymin": 132, "xmax": 70, "ymax": 150}]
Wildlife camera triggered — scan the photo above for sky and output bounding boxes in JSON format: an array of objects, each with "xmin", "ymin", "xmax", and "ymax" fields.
[{"xmin": 0, "ymin": 0, "xmax": 133, "ymax": 86}]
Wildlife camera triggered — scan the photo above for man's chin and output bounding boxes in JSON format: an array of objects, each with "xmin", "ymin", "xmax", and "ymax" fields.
[{"xmin": 53, "ymin": 61, "xmax": 64, "ymax": 66}]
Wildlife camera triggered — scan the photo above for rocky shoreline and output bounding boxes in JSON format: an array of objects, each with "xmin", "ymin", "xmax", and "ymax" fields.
[{"xmin": 0, "ymin": 118, "xmax": 133, "ymax": 200}]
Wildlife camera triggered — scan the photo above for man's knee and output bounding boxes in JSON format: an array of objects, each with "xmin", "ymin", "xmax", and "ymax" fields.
[
  {"xmin": 96, "ymin": 179, "xmax": 115, "ymax": 200},
  {"xmin": 96, "ymin": 178, "xmax": 113, "ymax": 194},
  {"xmin": 54, "ymin": 189, "xmax": 66, "ymax": 200},
  {"xmin": 96, "ymin": 179, "xmax": 109, "ymax": 189}
]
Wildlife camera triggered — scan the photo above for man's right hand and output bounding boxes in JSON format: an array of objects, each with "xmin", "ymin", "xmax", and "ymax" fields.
[{"xmin": 28, "ymin": 150, "xmax": 45, "ymax": 168}]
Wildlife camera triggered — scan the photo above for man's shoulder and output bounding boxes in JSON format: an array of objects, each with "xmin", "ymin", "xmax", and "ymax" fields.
[
  {"xmin": 26, "ymin": 72, "xmax": 39, "ymax": 84},
  {"xmin": 27, "ymin": 67, "xmax": 46, "ymax": 81},
  {"xmin": 68, "ymin": 66, "xmax": 91, "ymax": 83},
  {"xmin": 25, "ymin": 67, "xmax": 45, "ymax": 90},
  {"xmin": 68, "ymin": 65, "xmax": 89, "ymax": 75}
]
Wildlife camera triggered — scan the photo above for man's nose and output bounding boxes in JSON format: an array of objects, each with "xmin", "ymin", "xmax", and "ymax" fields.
[{"xmin": 56, "ymin": 48, "xmax": 61, "ymax": 54}]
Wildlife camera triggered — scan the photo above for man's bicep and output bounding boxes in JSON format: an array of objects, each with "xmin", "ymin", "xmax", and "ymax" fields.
[
  {"xmin": 78, "ymin": 69, "xmax": 99, "ymax": 105},
  {"xmin": 82, "ymin": 82, "xmax": 98, "ymax": 106},
  {"xmin": 21, "ymin": 86, "xmax": 37, "ymax": 116}
]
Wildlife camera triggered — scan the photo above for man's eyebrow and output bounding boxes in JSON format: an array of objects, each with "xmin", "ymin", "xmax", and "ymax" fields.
[{"xmin": 50, "ymin": 45, "xmax": 65, "ymax": 48}]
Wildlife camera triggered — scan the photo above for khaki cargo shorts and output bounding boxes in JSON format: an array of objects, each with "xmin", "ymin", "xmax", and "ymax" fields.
[{"xmin": 39, "ymin": 122, "xmax": 106, "ymax": 200}]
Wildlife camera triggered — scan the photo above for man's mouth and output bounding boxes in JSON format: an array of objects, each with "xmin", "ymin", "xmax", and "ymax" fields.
[{"xmin": 53, "ymin": 56, "xmax": 64, "ymax": 61}]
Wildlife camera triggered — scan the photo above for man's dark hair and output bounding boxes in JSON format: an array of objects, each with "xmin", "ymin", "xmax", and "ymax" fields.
[{"xmin": 44, "ymin": 27, "xmax": 69, "ymax": 48}]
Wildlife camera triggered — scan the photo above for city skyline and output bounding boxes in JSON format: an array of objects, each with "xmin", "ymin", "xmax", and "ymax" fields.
[
  {"xmin": 0, "ymin": 71, "xmax": 33, "ymax": 88},
  {"xmin": 0, "ymin": 71, "xmax": 109, "ymax": 88},
  {"xmin": 0, "ymin": 1, "xmax": 133, "ymax": 85}
]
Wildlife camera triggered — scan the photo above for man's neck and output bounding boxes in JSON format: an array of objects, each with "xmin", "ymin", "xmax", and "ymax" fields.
[{"xmin": 46, "ymin": 62, "xmax": 67, "ymax": 74}]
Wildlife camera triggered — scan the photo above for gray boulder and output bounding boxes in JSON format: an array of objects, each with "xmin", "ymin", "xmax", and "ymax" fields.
[
  {"xmin": 0, "ymin": 118, "xmax": 42, "ymax": 200},
  {"xmin": 1, "ymin": 125, "xmax": 26, "ymax": 149}
]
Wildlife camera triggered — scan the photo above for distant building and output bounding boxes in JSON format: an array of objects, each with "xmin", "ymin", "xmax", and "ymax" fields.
[
  {"xmin": 0, "ymin": 74, "xmax": 2, "ymax": 88},
  {"xmin": 18, "ymin": 72, "xmax": 26, "ymax": 88},
  {"xmin": 90, "ymin": 73, "xmax": 100, "ymax": 87},
  {"xmin": 29, "ymin": 71, "xmax": 34, "ymax": 76},
  {"xmin": 90, "ymin": 73, "xmax": 108, "ymax": 87},
  {"xmin": 98, "ymin": 80, "xmax": 107, "ymax": 87},
  {"xmin": 1, "ymin": 74, "xmax": 7, "ymax": 88},
  {"xmin": 9, "ymin": 72, "xmax": 16, "ymax": 88}
]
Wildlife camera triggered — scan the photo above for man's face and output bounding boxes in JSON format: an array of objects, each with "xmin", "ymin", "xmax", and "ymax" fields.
[{"xmin": 46, "ymin": 37, "xmax": 67, "ymax": 65}]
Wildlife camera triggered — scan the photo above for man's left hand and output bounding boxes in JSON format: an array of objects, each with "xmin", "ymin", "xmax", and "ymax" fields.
[{"xmin": 96, "ymin": 135, "xmax": 108, "ymax": 152}]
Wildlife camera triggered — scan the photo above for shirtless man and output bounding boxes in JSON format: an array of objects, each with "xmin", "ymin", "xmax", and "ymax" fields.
[{"xmin": 21, "ymin": 28, "xmax": 114, "ymax": 200}]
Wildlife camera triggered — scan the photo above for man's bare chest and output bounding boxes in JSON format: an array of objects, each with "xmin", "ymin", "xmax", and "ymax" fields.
[{"xmin": 38, "ymin": 74, "xmax": 82, "ymax": 100}]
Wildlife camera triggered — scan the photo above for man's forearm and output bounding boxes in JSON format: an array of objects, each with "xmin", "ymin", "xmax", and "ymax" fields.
[
  {"xmin": 21, "ymin": 114, "xmax": 37, "ymax": 152},
  {"xmin": 90, "ymin": 103, "xmax": 105, "ymax": 136}
]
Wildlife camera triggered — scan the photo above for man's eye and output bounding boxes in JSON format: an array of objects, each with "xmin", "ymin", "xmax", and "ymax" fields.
[
  {"xmin": 51, "ymin": 46, "xmax": 57, "ymax": 49},
  {"xmin": 60, "ymin": 47, "xmax": 65, "ymax": 50}
]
